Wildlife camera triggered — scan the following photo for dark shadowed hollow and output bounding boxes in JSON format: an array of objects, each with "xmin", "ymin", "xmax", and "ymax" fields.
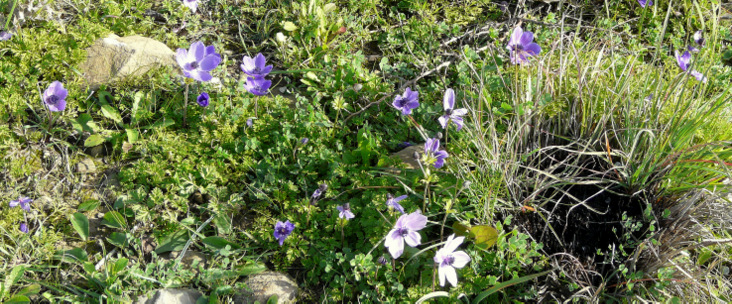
[{"xmin": 517, "ymin": 150, "xmax": 653, "ymax": 287}]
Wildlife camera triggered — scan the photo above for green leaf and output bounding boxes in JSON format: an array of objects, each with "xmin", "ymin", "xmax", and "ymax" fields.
[
  {"xmin": 469, "ymin": 225, "xmax": 498, "ymax": 249},
  {"xmin": 415, "ymin": 291, "xmax": 449, "ymax": 304},
  {"xmin": 71, "ymin": 114, "xmax": 100, "ymax": 133},
  {"xmin": 155, "ymin": 230, "xmax": 190, "ymax": 254},
  {"xmin": 55, "ymin": 248, "xmax": 88, "ymax": 263},
  {"xmin": 283, "ymin": 21, "xmax": 297, "ymax": 31},
  {"xmin": 266, "ymin": 295, "xmax": 279, "ymax": 304},
  {"xmin": 84, "ymin": 134, "xmax": 106, "ymax": 147},
  {"xmin": 5, "ymin": 295, "xmax": 30, "ymax": 304},
  {"xmin": 106, "ymin": 232, "xmax": 129, "ymax": 248},
  {"xmin": 78, "ymin": 199, "xmax": 100, "ymax": 212},
  {"xmin": 202, "ymin": 236, "xmax": 241, "ymax": 250},
  {"xmin": 213, "ymin": 214, "xmax": 232, "ymax": 235},
  {"xmin": 125, "ymin": 129, "xmax": 139, "ymax": 143},
  {"xmin": 236, "ymin": 263, "xmax": 267, "ymax": 276},
  {"xmin": 15, "ymin": 284, "xmax": 40, "ymax": 297},
  {"xmin": 111, "ymin": 258, "xmax": 128, "ymax": 273},
  {"xmin": 69, "ymin": 212, "xmax": 89, "ymax": 241},
  {"xmin": 472, "ymin": 270, "xmax": 551, "ymax": 304},
  {"xmin": 452, "ymin": 222, "xmax": 471, "ymax": 237},
  {"xmin": 101, "ymin": 105, "xmax": 123, "ymax": 124},
  {"xmin": 141, "ymin": 118, "xmax": 174, "ymax": 129},
  {"xmin": 102, "ymin": 211, "xmax": 126, "ymax": 229},
  {"xmin": 2, "ymin": 265, "xmax": 25, "ymax": 299}
]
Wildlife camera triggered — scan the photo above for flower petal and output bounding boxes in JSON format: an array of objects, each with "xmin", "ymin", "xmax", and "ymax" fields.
[
  {"xmin": 48, "ymin": 99, "xmax": 66, "ymax": 112},
  {"xmin": 451, "ymin": 251, "xmax": 471, "ymax": 268},
  {"xmin": 438, "ymin": 265, "xmax": 447, "ymax": 286},
  {"xmin": 176, "ymin": 48, "xmax": 189, "ymax": 69},
  {"xmin": 443, "ymin": 88, "xmax": 455, "ymax": 110},
  {"xmin": 451, "ymin": 116, "xmax": 464, "ymax": 130},
  {"xmin": 387, "ymin": 234, "xmax": 404, "ymax": 259},
  {"xmin": 404, "ymin": 231, "xmax": 421, "ymax": 247},
  {"xmin": 439, "ymin": 265, "xmax": 458, "ymax": 287},
  {"xmin": 404, "ymin": 212, "xmax": 427, "ymax": 231},
  {"xmin": 199, "ymin": 55, "xmax": 221, "ymax": 71},
  {"xmin": 510, "ymin": 27, "xmax": 523, "ymax": 46},
  {"xmin": 255, "ymin": 53, "xmax": 266, "ymax": 69},
  {"xmin": 190, "ymin": 41, "xmax": 205, "ymax": 62},
  {"xmin": 442, "ymin": 234, "xmax": 465, "ymax": 253},
  {"xmin": 190, "ymin": 69, "xmax": 212, "ymax": 82},
  {"xmin": 438, "ymin": 115, "xmax": 450, "ymax": 129},
  {"xmin": 520, "ymin": 31, "xmax": 534, "ymax": 46},
  {"xmin": 525, "ymin": 43, "xmax": 541, "ymax": 56},
  {"xmin": 690, "ymin": 70, "xmax": 707, "ymax": 83}
]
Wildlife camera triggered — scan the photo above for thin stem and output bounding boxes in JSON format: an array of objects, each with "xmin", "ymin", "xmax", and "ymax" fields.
[{"xmin": 183, "ymin": 82, "xmax": 190, "ymax": 127}]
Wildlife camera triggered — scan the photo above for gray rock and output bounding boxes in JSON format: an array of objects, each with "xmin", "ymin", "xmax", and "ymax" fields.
[
  {"xmin": 79, "ymin": 34, "xmax": 179, "ymax": 89},
  {"xmin": 390, "ymin": 144, "xmax": 424, "ymax": 170},
  {"xmin": 135, "ymin": 288, "xmax": 202, "ymax": 304},
  {"xmin": 75, "ymin": 158, "xmax": 97, "ymax": 174},
  {"xmin": 234, "ymin": 271, "xmax": 298, "ymax": 304}
]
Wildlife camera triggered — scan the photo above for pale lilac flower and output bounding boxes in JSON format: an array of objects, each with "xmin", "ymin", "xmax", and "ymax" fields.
[
  {"xmin": 384, "ymin": 211, "xmax": 428, "ymax": 259},
  {"xmin": 43, "ymin": 81, "xmax": 68, "ymax": 112},
  {"xmin": 301, "ymin": 138, "xmax": 309, "ymax": 145},
  {"xmin": 176, "ymin": 41, "xmax": 221, "ymax": 82},
  {"xmin": 675, "ymin": 50, "xmax": 707, "ymax": 83},
  {"xmin": 246, "ymin": 118, "xmax": 254, "ymax": 127},
  {"xmin": 310, "ymin": 184, "xmax": 328, "ymax": 204},
  {"xmin": 244, "ymin": 76, "xmax": 271, "ymax": 96},
  {"xmin": 241, "ymin": 53, "xmax": 273, "ymax": 77},
  {"xmin": 385, "ymin": 193, "xmax": 407, "ymax": 214},
  {"xmin": 688, "ymin": 45, "xmax": 699, "ymax": 53},
  {"xmin": 377, "ymin": 256, "xmax": 388, "ymax": 265},
  {"xmin": 392, "ymin": 87, "xmax": 419, "ymax": 115},
  {"xmin": 336, "ymin": 203, "xmax": 355, "ymax": 220},
  {"xmin": 197, "ymin": 92, "xmax": 210, "ymax": 107},
  {"xmin": 506, "ymin": 27, "xmax": 541, "ymax": 65},
  {"xmin": 638, "ymin": 0, "xmax": 652, "ymax": 7},
  {"xmin": 183, "ymin": 0, "xmax": 198, "ymax": 13},
  {"xmin": 273, "ymin": 220, "xmax": 295, "ymax": 246},
  {"xmin": 434, "ymin": 234, "xmax": 471, "ymax": 287},
  {"xmin": 438, "ymin": 88, "xmax": 468, "ymax": 130},
  {"xmin": 0, "ymin": 31, "xmax": 12, "ymax": 41},
  {"xmin": 424, "ymin": 138, "xmax": 449, "ymax": 169},
  {"xmin": 20, "ymin": 222, "xmax": 28, "ymax": 234},
  {"xmin": 9, "ymin": 197, "xmax": 32, "ymax": 212},
  {"xmin": 694, "ymin": 30, "xmax": 704, "ymax": 47}
]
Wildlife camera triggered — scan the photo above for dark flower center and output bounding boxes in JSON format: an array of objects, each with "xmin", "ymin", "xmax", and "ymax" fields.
[
  {"xmin": 396, "ymin": 227, "xmax": 409, "ymax": 237},
  {"xmin": 189, "ymin": 61, "xmax": 199, "ymax": 69},
  {"xmin": 444, "ymin": 108, "xmax": 452, "ymax": 115},
  {"xmin": 394, "ymin": 96, "xmax": 407, "ymax": 108},
  {"xmin": 278, "ymin": 227, "xmax": 288, "ymax": 235},
  {"xmin": 46, "ymin": 95, "xmax": 59, "ymax": 105},
  {"xmin": 514, "ymin": 44, "xmax": 524, "ymax": 51},
  {"xmin": 443, "ymin": 255, "xmax": 454, "ymax": 265}
]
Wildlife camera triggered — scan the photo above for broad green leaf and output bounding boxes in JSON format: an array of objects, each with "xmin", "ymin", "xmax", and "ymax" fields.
[
  {"xmin": 141, "ymin": 118, "xmax": 174, "ymax": 129},
  {"xmin": 101, "ymin": 105, "xmax": 123, "ymax": 124},
  {"xmin": 2, "ymin": 265, "xmax": 25, "ymax": 299},
  {"xmin": 102, "ymin": 211, "xmax": 126, "ymax": 229},
  {"xmin": 71, "ymin": 114, "xmax": 100, "ymax": 133},
  {"xmin": 84, "ymin": 134, "xmax": 105, "ymax": 147},
  {"xmin": 111, "ymin": 258, "xmax": 128, "ymax": 273},
  {"xmin": 472, "ymin": 270, "xmax": 551, "ymax": 304},
  {"xmin": 78, "ymin": 199, "xmax": 100, "ymax": 212},
  {"xmin": 283, "ymin": 21, "xmax": 297, "ymax": 31},
  {"xmin": 452, "ymin": 222, "xmax": 471, "ymax": 237},
  {"xmin": 469, "ymin": 225, "xmax": 498, "ymax": 249},
  {"xmin": 213, "ymin": 214, "xmax": 232, "ymax": 235},
  {"xmin": 15, "ymin": 284, "xmax": 41, "ymax": 297},
  {"xmin": 5, "ymin": 295, "xmax": 30, "ymax": 304},
  {"xmin": 155, "ymin": 230, "xmax": 190, "ymax": 254},
  {"xmin": 125, "ymin": 129, "xmax": 139, "ymax": 143},
  {"xmin": 69, "ymin": 212, "xmax": 89, "ymax": 241},
  {"xmin": 106, "ymin": 232, "xmax": 129, "ymax": 248},
  {"xmin": 236, "ymin": 263, "xmax": 267, "ymax": 276},
  {"xmin": 202, "ymin": 236, "xmax": 241, "ymax": 250},
  {"xmin": 55, "ymin": 248, "xmax": 88, "ymax": 263}
]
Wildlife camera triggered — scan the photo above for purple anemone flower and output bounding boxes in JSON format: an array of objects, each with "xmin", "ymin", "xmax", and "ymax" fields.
[
  {"xmin": 20, "ymin": 222, "xmax": 28, "ymax": 234},
  {"xmin": 433, "ymin": 234, "xmax": 471, "ymax": 287},
  {"xmin": 0, "ymin": 31, "xmax": 12, "ymax": 41},
  {"xmin": 9, "ymin": 196, "xmax": 32, "ymax": 212},
  {"xmin": 424, "ymin": 138, "xmax": 449, "ymax": 169},
  {"xmin": 310, "ymin": 184, "xmax": 328, "ymax": 204},
  {"xmin": 246, "ymin": 118, "xmax": 254, "ymax": 127},
  {"xmin": 244, "ymin": 76, "xmax": 271, "ymax": 96},
  {"xmin": 675, "ymin": 50, "xmax": 707, "ymax": 83},
  {"xmin": 384, "ymin": 211, "xmax": 428, "ymax": 259},
  {"xmin": 336, "ymin": 203, "xmax": 355, "ymax": 220},
  {"xmin": 176, "ymin": 41, "xmax": 221, "ymax": 82},
  {"xmin": 183, "ymin": 0, "xmax": 199, "ymax": 13},
  {"xmin": 392, "ymin": 87, "xmax": 419, "ymax": 115},
  {"xmin": 197, "ymin": 92, "xmax": 210, "ymax": 107},
  {"xmin": 638, "ymin": 0, "xmax": 653, "ymax": 8},
  {"xmin": 301, "ymin": 138, "xmax": 309, "ymax": 145},
  {"xmin": 693, "ymin": 30, "xmax": 704, "ymax": 48},
  {"xmin": 507, "ymin": 26, "xmax": 541, "ymax": 65},
  {"xmin": 438, "ymin": 88, "xmax": 468, "ymax": 131},
  {"xmin": 273, "ymin": 220, "xmax": 295, "ymax": 246},
  {"xmin": 385, "ymin": 193, "xmax": 407, "ymax": 214},
  {"xmin": 377, "ymin": 256, "xmax": 389, "ymax": 265},
  {"xmin": 241, "ymin": 53, "xmax": 273, "ymax": 77},
  {"xmin": 43, "ymin": 81, "xmax": 68, "ymax": 112}
]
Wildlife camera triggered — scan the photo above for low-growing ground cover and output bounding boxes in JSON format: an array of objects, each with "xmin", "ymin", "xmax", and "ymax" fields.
[{"xmin": 1, "ymin": 0, "xmax": 731, "ymax": 303}]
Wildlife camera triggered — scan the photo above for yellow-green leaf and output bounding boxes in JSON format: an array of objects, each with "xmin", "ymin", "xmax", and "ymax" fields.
[
  {"xmin": 469, "ymin": 225, "xmax": 498, "ymax": 249},
  {"xmin": 283, "ymin": 21, "xmax": 297, "ymax": 31}
]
